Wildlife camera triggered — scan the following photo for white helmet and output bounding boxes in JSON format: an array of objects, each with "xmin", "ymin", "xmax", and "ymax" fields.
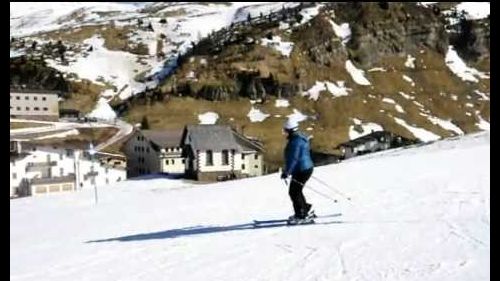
[{"xmin": 283, "ymin": 118, "xmax": 299, "ymax": 131}]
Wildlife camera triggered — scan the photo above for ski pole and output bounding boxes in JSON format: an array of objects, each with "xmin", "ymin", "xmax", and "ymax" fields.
[
  {"xmin": 311, "ymin": 175, "xmax": 352, "ymax": 201},
  {"xmin": 286, "ymin": 178, "xmax": 338, "ymax": 203}
]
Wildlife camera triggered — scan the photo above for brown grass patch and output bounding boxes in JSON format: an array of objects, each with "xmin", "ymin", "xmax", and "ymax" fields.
[
  {"xmin": 10, "ymin": 122, "xmax": 50, "ymax": 129},
  {"xmin": 61, "ymin": 80, "xmax": 106, "ymax": 114}
]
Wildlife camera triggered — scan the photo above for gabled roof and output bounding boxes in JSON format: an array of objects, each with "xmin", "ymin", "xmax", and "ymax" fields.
[
  {"xmin": 233, "ymin": 130, "xmax": 264, "ymax": 153},
  {"xmin": 142, "ymin": 129, "xmax": 184, "ymax": 148},
  {"xmin": 184, "ymin": 125, "xmax": 242, "ymax": 152}
]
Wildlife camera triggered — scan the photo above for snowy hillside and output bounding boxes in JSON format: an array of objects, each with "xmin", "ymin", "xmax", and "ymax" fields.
[
  {"xmin": 10, "ymin": 132, "xmax": 490, "ymax": 281},
  {"xmin": 10, "ymin": 2, "xmax": 299, "ymax": 100}
]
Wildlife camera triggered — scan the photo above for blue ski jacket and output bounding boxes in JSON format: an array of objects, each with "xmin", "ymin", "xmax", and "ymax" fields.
[{"xmin": 283, "ymin": 132, "xmax": 314, "ymax": 176}]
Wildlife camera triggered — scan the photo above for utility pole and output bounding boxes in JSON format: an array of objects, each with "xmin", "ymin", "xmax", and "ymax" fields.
[{"xmin": 88, "ymin": 142, "xmax": 98, "ymax": 204}]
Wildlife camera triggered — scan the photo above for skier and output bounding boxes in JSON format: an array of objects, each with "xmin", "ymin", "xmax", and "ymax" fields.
[{"xmin": 281, "ymin": 118, "xmax": 315, "ymax": 224}]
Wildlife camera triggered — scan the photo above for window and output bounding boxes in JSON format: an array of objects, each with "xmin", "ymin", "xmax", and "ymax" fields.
[
  {"xmin": 171, "ymin": 159, "xmax": 175, "ymax": 164},
  {"xmin": 254, "ymin": 165, "xmax": 258, "ymax": 168},
  {"xmin": 42, "ymin": 97, "xmax": 46, "ymax": 101},
  {"xmin": 242, "ymin": 154, "xmax": 245, "ymax": 160},
  {"xmin": 12, "ymin": 173, "xmax": 16, "ymax": 179},
  {"xmin": 222, "ymin": 150, "xmax": 229, "ymax": 165},
  {"xmin": 106, "ymin": 178, "xmax": 109, "ymax": 185},
  {"xmin": 66, "ymin": 149, "xmax": 73, "ymax": 157},
  {"xmin": 16, "ymin": 96, "xmax": 20, "ymax": 100},
  {"xmin": 182, "ymin": 159, "xmax": 185, "ymax": 164},
  {"xmin": 60, "ymin": 168, "xmax": 64, "ymax": 176},
  {"xmin": 26, "ymin": 107, "xmax": 30, "ymax": 111},
  {"xmin": 25, "ymin": 96, "xmax": 29, "ymax": 100},
  {"xmin": 43, "ymin": 107, "xmax": 48, "ymax": 111},
  {"xmin": 146, "ymin": 147, "xmax": 150, "ymax": 153},
  {"xmin": 206, "ymin": 150, "xmax": 213, "ymax": 166},
  {"xmin": 137, "ymin": 136, "xmax": 140, "ymax": 141},
  {"xmin": 34, "ymin": 107, "xmax": 40, "ymax": 111},
  {"xmin": 16, "ymin": 107, "xmax": 20, "ymax": 110},
  {"xmin": 242, "ymin": 164, "xmax": 245, "ymax": 170},
  {"xmin": 34, "ymin": 96, "xmax": 38, "ymax": 101},
  {"xmin": 105, "ymin": 168, "xmax": 109, "ymax": 174},
  {"xmin": 254, "ymin": 154, "xmax": 258, "ymax": 160},
  {"xmin": 165, "ymin": 159, "xmax": 169, "ymax": 165},
  {"xmin": 60, "ymin": 153, "xmax": 63, "ymax": 160}
]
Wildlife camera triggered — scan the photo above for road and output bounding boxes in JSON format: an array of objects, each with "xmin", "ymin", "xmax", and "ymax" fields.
[{"xmin": 10, "ymin": 118, "xmax": 134, "ymax": 151}]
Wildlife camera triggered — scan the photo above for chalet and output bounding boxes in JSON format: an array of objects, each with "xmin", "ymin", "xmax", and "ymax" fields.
[
  {"xmin": 10, "ymin": 88, "xmax": 60, "ymax": 121},
  {"xmin": 337, "ymin": 131, "xmax": 417, "ymax": 159},
  {"xmin": 123, "ymin": 129, "xmax": 185, "ymax": 177},
  {"xmin": 182, "ymin": 125, "xmax": 264, "ymax": 181}
]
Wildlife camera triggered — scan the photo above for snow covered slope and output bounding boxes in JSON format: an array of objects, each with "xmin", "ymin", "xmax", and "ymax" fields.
[
  {"xmin": 11, "ymin": 132, "xmax": 490, "ymax": 281},
  {"xmin": 10, "ymin": 2, "xmax": 299, "ymax": 100}
]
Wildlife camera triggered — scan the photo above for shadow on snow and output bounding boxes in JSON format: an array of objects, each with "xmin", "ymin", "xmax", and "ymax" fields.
[{"xmin": 86, "ymin": 220, "xmax": 343, "ymax": 243}]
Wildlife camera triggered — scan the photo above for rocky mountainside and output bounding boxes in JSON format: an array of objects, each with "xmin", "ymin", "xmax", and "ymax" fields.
[{"xmin": 10, "ymin": 2, "xmax": 490, "ymax": 169}]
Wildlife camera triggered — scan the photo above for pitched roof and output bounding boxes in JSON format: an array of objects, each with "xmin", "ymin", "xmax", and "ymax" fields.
[
  {"xmin": 184, "ymin": 125, "xmax": 242, "ymax": 152},
  {"xmin": 142, "ymin": 129, "xmax": 184, "ymax": 148},
  {"xmin": 233, "ymin": 130, "xmax": 264, "ymax": 153}
]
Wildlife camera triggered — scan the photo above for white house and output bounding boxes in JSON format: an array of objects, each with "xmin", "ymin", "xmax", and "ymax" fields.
[
  {"xmin": 10, "ymin": 88, "xmax": 60, "ymax": 121},
  {"xmin": 182, "ymin": 125, "xmax": 264, "ymax": 181},
  {"xmin": 9, "ymin": 140, "xmax": 126, "ymax": 197},
  {"xmin": 123, "ymin": 129, "xmax": 185, "ymax": 177}
]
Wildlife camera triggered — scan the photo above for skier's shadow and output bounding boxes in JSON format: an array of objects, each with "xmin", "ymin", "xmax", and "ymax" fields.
[{"xmin": 86, "ymin": 220, "xmax": 342, "ymax": 243}]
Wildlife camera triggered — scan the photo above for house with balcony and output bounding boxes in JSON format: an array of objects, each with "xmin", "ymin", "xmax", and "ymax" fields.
[
  {"xmin": 9, "ymin": 140, "xmax": 127, "ymax": 198},
  {"xmin": 181, "ymin": 125, "xmax": 264, "ymax": 181},
  {"xmin": 123, "ymin": 129, "xmax": 185, "ymax": 177}
]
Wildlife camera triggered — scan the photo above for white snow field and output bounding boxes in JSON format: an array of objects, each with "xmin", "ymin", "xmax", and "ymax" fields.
[{"xmin": 11, "ymin": 132, "xmax": 489, "ymax": 281}]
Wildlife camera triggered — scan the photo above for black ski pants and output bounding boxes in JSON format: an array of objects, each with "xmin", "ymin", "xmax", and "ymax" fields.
[{"xmin": 289, "ymin": 168, "xmax": 313, "ymax": 218}]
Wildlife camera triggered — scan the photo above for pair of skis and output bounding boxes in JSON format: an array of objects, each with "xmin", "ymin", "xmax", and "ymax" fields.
[{"xmin": 253, "ymin": 212, "xmax": 342, "ymax": 227}]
